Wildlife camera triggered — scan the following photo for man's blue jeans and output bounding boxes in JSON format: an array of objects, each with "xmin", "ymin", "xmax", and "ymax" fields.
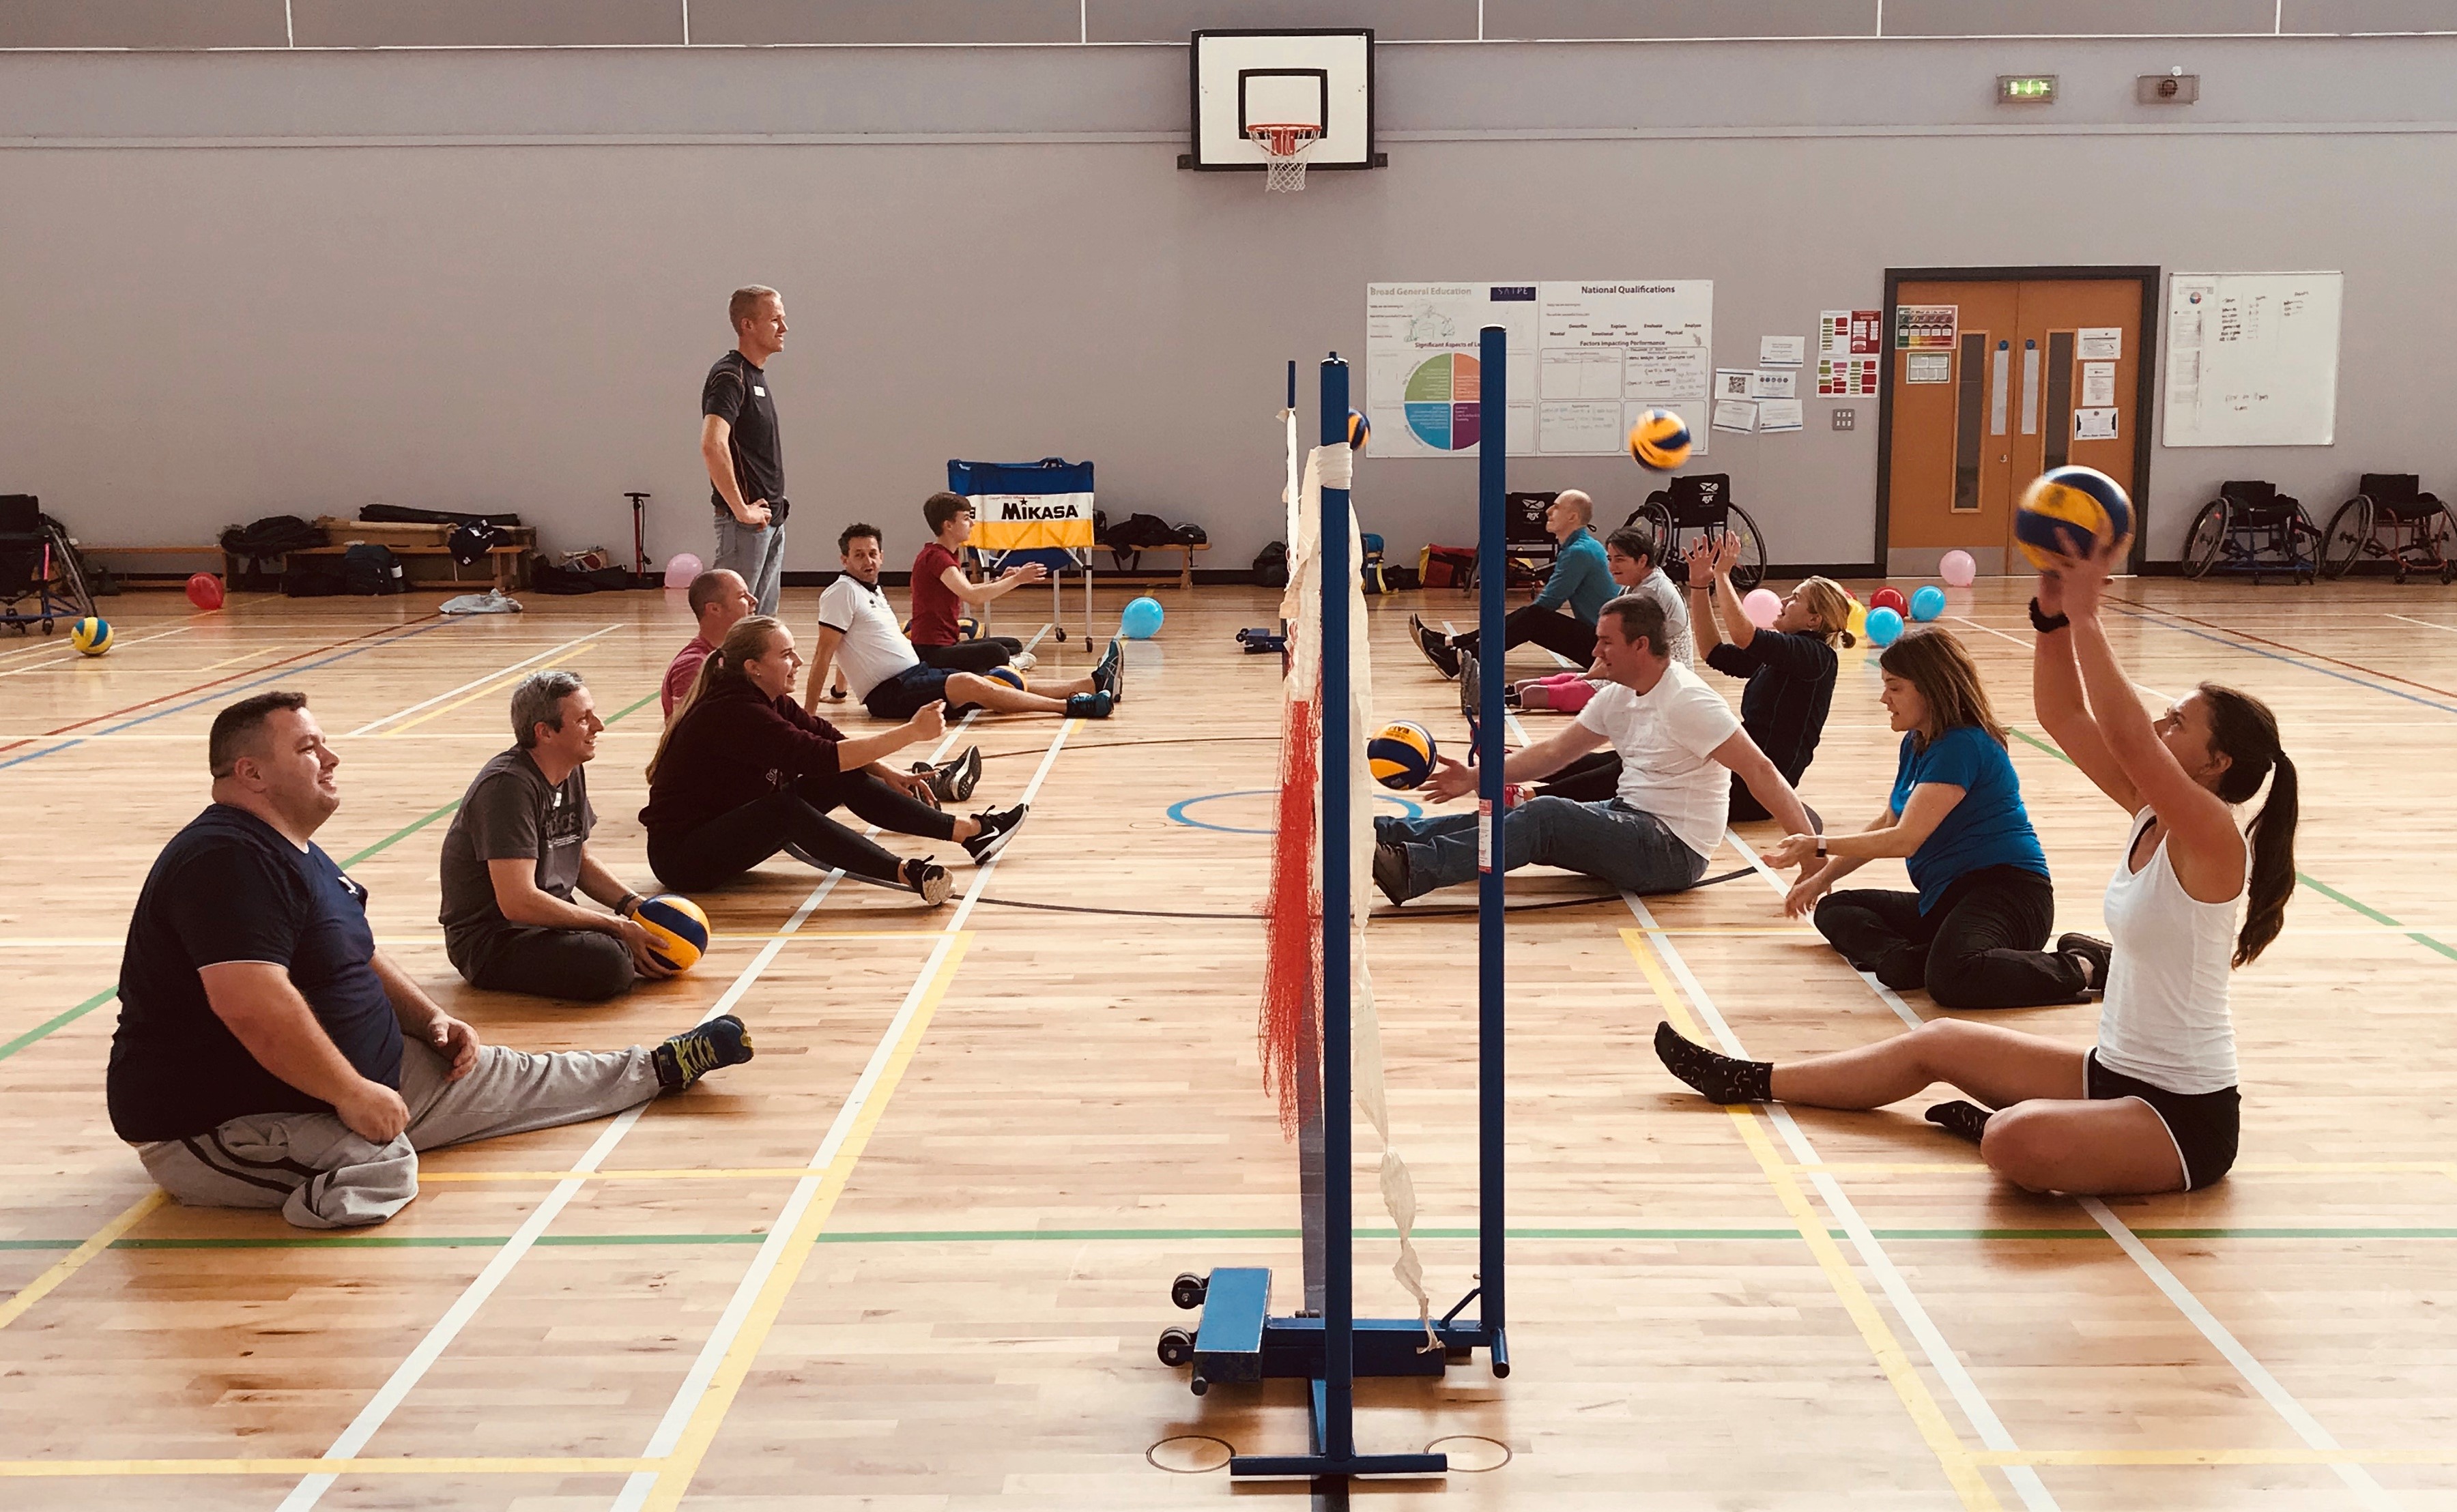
[{"xmin": 1377, "ymin": 796, "xmax": 1710, "ymax": 901}]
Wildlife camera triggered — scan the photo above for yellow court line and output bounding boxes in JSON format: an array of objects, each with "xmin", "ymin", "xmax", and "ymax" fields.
[
  {"xmin": 0, "ymin": 1190, "xmax": 165, "ymax": 1331},
  {"xmin": 0, "ymin": 1455, "xmax": 654, "ymax": 1477},
  {"xmin": 384, "ymin": 644, "xmax": 596, "ymax": 735},
  {"xmin": 1974, "ymin": 1448, "xmax": 2457, "ymax": 1467},
  {"xmin": 1620, "ymin": 930, "xmax": 2000, "ymax": 1511},
  {"xmin": 636, "ymin": 933, "xmax": 973, "ymax": 1512}
]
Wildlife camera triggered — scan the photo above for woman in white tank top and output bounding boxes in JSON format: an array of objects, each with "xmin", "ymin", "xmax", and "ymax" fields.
[{"xmin": 1654, "ymin": 538, "xmax": 2299, "ymax": 1195}]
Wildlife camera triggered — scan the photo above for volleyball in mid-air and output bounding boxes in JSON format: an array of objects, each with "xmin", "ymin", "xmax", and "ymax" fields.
[
  {"xmin": 1627, "ymin": 409, "xmax": 1693, "ymax": 471},
  {"xmin": 2015, "ymin": 466, "xmax": 2134, "ymax": 570},
  {"xmin": 634, "ymin": 894, "xmax": 710, "ymax": 972},
  {"xmin": 1347, "ymin": 409, "xmax": 1370, "ymax": 450},
  {"xmin": 1367, "ymin": 721, "xmax": 1437, "ymax": 790},
  {"xmin": 70, "ymin": 617, "xmax": 113, "ymax": 656}
]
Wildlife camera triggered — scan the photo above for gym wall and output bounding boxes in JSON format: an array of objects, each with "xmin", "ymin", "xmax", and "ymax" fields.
[{"xmin": 3, "ymin": 35, "xmax": 2452, "ymax": 575}]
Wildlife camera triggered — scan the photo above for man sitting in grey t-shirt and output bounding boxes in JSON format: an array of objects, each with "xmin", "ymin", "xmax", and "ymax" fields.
[{"xmin": 437, "ymin": 671, "xmax": 673, "ymax": 1003}]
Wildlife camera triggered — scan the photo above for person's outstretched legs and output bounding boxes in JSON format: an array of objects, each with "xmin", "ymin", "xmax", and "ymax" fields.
[
  {"xmin": 1812, "ymin": 888, "xmax": 1936, "ymax": 990},
  {"xmin": 1918, "ymin": 868, "xmax": 2084, "ymax": 1008}
]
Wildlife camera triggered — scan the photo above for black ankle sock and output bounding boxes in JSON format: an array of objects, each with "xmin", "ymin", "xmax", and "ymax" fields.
[
  {"xmin": 1924, "ymin": 1099, "xmax": 1993, "ymax": 1145},
  {"xmin": 1653, "ymin": 1022, "xmax": 1772, "ymax": 1105}
]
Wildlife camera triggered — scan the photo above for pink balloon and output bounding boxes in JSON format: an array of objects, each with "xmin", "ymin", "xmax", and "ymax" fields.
[
  {"xmin": 664, "ymin": 553, "xmax": 703, "ymax": 589},
  {"xmin": 1939, "ymin": 550, "xmax": 1977, "ymax": 587},
  {"xmin": 1742, "ymin": 587, "xmax": 1783, "ymax": 629}
]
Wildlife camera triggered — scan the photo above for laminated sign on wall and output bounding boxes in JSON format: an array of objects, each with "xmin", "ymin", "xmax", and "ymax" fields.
[{"xmin": 2161, "ymin": 272, "xmax": 2342, "ymax": 448}]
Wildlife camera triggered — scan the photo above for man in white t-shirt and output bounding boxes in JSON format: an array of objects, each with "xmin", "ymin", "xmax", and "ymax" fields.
[
  {"xmin": 1373, "ymin": 594, "xmax": 1810, "ymax": 903},
  {"xmin": 807, "ymin": 523, "xmax": 1119, "ymax": 721}
]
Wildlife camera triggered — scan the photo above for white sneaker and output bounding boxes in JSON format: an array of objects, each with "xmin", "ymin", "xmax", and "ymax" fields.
[{"xmin": 1011, "ymin": 651, "xmax": 1038, "ymax": 672}]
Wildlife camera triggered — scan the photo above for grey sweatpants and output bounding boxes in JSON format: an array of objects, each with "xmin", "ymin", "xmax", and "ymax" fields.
[{"xmin": 136, "ymin": 1036, "xmax": 659, "ymax": 1230}]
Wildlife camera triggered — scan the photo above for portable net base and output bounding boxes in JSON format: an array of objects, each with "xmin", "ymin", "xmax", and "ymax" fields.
[{"xmin": 1248, "ymin": 124, "xmax": 1322, "ymax": 192}]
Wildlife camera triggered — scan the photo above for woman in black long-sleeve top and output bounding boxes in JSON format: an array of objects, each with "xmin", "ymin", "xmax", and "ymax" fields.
[{"xmin": 640, "ymin": 615, "xmax": 1026, "ymax": 905}]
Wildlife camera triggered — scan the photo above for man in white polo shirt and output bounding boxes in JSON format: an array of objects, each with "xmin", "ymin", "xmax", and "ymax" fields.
[{"xmin": 807, "ymin": 523, "xmax": 1118, "ymax": 721}]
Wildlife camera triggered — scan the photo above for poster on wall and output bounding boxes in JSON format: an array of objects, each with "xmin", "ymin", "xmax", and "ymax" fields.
[
  {"xmin": 1366, "ymin": 280, "xmax": 1713, "ymax": 457},
  {"xmin": 1817, "ymin": 356, "xmax": 1878, "ymax": 396},
  {"xmin": 1821, "ymin": 308, "xmax": 1883, "ymax": 356},
  {"xmin": 1894, "ymin": 305, "xmax": 1957, "ymax": 351}
]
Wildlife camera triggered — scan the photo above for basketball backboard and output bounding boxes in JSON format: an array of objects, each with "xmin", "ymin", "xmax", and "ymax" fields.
[{"xmin": 1182, "ymin": 29, "xmax": 1381, "ymax": 173}]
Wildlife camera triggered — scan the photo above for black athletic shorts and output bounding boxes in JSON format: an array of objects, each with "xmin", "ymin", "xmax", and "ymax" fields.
[
  {"xmin": 863, "ymin": 664, "xmax": 981, "ymax": 722},
  {"xmin": 2086, "ymin": 1048, "xmax": 2241, "ymax": 1191}
]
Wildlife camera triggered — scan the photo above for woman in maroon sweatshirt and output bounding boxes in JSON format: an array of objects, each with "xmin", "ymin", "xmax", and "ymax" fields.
[{"xmin": 642, "ymin": 616, "xmax": 1027, "ymax": 906}]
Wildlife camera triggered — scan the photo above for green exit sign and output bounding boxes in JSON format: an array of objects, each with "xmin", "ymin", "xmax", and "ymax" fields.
[{"xmin": 1997, "ymin": 74, "xmax": 2058, "ymax": 103}]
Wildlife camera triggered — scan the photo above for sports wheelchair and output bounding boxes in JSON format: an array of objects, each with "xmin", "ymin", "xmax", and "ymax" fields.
[
  {"xmin": 2319, "ymin": 473, "xmax": 2457, "ymax": 584},
  {"xmin": 0, "ymin": 495, "xmax": 99, "ymax": 635},
  {"xmin": 1624, "ymin": 473, "xmax": 1768, "ymax": 590},
  {"xmin": 2180, "ymin": 480, "xmax": 2320, "ymax": 585}
]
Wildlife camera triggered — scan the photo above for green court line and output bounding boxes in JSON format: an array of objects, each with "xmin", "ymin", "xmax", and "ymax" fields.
[
  {"xmin": 2007, "ymin": 725, "xmax": 2457, "ymax": 964},
  {"xmin": 0, "ymin": 688, "xmax": 662, "ymax": 1066},
  {"xmin": 10, "ymin": 1224, "xmax": 2457, "ymax": 1254}
]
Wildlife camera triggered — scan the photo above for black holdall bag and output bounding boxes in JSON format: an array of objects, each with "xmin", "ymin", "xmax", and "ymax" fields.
[
  {"xmin": 343, "ymin": 542, "xmax": 407, "ymax": 596},
  {"xmin": 283, "ymin": 555, "xmax": 348, "ymax": 597},
  {"xmin": 1252, "ymin": 540, "xmax": 1289, "ymax": 589}
]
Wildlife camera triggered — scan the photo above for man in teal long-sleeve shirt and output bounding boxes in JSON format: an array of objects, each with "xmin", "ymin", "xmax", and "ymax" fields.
[{"xmin": 1413, "ymin": 490, "xmax": 1614, "ymax": 679}]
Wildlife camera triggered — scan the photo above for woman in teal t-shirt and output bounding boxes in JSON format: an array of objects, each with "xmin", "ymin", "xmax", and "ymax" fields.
[{"xmin": 1763, "ymin": 627, "xmax": 2092, "ymax": 1008}]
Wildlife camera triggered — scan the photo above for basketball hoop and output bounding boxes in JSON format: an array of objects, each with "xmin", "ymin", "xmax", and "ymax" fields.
[{"xmin": 1248, "ymin": 123, "xmax": 1323, "ymax": 192}]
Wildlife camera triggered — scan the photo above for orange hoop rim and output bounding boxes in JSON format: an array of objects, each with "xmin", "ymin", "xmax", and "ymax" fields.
[{"xmin": 1246, "ymin": 123, "xmax": 1324, "ymax": 158}]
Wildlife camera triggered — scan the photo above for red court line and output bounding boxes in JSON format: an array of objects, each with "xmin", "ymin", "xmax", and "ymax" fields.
[
  {"xmin": 2112, "ymin": 594, "xmax": 2457, "ymax": 703},
  {"xmin": 0, "ymin": 613, "xmax": 445, "ymax": 757}
]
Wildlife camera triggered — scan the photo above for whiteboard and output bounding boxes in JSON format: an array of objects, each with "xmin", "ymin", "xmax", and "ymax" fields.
[{"xmin": 2161, "ymin": 272, "xmax": 2342, "ymax": 448}]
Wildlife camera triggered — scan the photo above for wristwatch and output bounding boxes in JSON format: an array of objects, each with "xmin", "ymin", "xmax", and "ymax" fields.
[
  {"xmin": 1815, "ymin": 840, "xmax": 1828, "ymax": 858},
  {"xmin": 2028, "ymin": 597, "xmax": 2071, "ymax": 635}
]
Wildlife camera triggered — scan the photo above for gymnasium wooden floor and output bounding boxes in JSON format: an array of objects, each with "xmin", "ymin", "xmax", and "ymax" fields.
[{"xmin": 2, "ymin": 576, "xmax": 2454, "ymax": 1510}]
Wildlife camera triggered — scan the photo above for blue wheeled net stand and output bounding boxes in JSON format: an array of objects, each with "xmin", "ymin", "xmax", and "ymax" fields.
[{"xmin": 1157, "ymin": 336, "xmax": 1512, "ymax": 1483}]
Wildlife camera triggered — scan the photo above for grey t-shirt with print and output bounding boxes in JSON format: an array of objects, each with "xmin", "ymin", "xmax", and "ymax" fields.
[{"xmin": 437, "ymin": 746, "xmax": 594, "ymax": 972}]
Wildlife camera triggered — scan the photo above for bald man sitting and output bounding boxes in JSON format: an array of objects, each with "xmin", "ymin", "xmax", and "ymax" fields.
[
  {"xmin": 1413, "ymin": 489, "xmax": 1617, "ymax": 678},
  {"xmin": 664, "ymin": 568, "xmax": 758, "ymax": 718}
]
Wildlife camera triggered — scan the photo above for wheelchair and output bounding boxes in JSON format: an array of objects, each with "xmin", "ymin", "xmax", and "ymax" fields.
[
  {"xmin": 2319, "ymin": 473, "xmax": 2457, "ymax": 583},
  {"xmin": 1624, "ymin": 472, "xmax": 1768, "ymax": 590},
  {"xmin": 0, "ymin": 494, "xmax": 98, "ymax": 635},
  {"xmin": 2180, "ymin": 480, "xmax": 2320, "ymax": 585}
]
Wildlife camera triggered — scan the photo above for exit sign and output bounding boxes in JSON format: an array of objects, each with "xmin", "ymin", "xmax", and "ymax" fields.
[{"xmin": 1997, "ymin": 74, "xmax": 2058, "ymax": 103}]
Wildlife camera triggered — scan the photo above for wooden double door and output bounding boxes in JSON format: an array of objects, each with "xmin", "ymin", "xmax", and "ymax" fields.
[{"xmin": 1882, "ymin": 272, "xmax": 2151, "ymax": 576}]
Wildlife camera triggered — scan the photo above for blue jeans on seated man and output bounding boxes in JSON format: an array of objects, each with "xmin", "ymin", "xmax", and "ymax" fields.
[{"xmin": 1375, "ymin": 796, "xmax": 1709, "ymax": 902}]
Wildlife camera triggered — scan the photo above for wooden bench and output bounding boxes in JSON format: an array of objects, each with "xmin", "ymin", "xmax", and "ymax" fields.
[{"xmin": 283, "ymin": 543, "xmax": 528, "ymax": 591}]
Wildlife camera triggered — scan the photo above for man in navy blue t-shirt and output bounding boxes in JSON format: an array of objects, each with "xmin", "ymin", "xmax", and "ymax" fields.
[{"xmin": 107, "ymin": 692, "xmax": 753, "ymax": 1229}]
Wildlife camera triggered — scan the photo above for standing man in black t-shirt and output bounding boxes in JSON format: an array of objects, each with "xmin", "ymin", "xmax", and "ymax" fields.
[
  {"xmin": 106, "ymin": 691, "xmax": 753, "ymax": 1230},
  {"xmin": 701, "ymin": 285, "xmax": 792, "ymax": 617}
]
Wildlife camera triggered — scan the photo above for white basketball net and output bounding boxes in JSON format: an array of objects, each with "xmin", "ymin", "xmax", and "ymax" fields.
[{"xmin": 1250, "ymin": 124, "xmax": 1323, "ymax": 192}]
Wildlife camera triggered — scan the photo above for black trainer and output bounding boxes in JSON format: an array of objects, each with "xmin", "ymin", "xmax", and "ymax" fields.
[
  {"xmin": 1093, "ymin": 637, "xmax": 1125, "ymax": 703},
  {"xmin": 921, "ymin": 746, "xmax": 982, "ymax": 804},
  {"xmin": 962, "ymin": 803, "xmax": 1029, "ymax": 864},
  {"xmin": 904, "ymin": 858, "xmax": 954, "ymax": 905},
  {"xmin": 1066, "ymin": 690, "xmax": 1115, "ymax": 720},
  {"xmin": 1371, "ymin": 840, "xmax": 1412, "ymax": 906},
  {"xmin": 654, "ymin": 1013, "xmax": 754, "ymax": 1092},
  {"xmin": 2056, "ymin": 932, "xmax": 2112, "ymax": 996},
  {"xmin": 1411, "ymin": 615, "xmax": 1461, "ymax": 679}
]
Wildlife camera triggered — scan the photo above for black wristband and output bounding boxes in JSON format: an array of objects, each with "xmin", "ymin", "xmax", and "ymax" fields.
[{"xmin": 2029, "ymin": 598, "xmax": 2071, "ymax": 635}]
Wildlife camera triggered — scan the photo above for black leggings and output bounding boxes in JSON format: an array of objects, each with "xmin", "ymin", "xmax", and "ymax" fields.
[
  {"xmin": 915, "ymin": 639, "xmax": 1021, "ymax": 673},
  {"xmin": 648, "ymin": 771, "xmax": 955, "ymax": 892},
  {"xmin": 1811, "ymin": 865, "xmax": 2085, "ymax": 1008},
  {"xmin": 1450, "ymin": 604, "xmax": 1596, "ymax": 665}
]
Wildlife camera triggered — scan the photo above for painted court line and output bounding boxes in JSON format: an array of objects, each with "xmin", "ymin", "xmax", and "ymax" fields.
[
  {"xmin": 346, "ymin": 625, "xmax": 619, "ymax": 736},
  {"xmin": 0, "ymin": 1191, "xmax": 164, "ymax": 1332},
  {"xmin": 0, "ymin": 625, "xmax": 196, "ymax": 678}
]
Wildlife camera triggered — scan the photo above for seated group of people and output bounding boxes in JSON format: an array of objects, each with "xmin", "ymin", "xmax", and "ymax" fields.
[
  {"xmin": 109, "ymin": 493, "xmax": 1125, "ymax": 1229},
  {"xmin": 1383, "ymin": 510, "xmax": 2299, "ymax": 1200}
]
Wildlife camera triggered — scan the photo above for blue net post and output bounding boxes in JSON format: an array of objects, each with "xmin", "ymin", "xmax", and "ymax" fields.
[
  {"xmin": 1317, "ymin": 353, "xmax": 1355, "ymax": 1462},
  {"xmin": 1475, "ymin": 323, "xmax": 1508, "ymax": 1364}
]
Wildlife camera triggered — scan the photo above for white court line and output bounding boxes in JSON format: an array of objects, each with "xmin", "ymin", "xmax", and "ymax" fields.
[
  {"xmin": 611, "ymin": 708, "xmax": 1079, "ymax": 1511},
  {"xmin": 1626, "ymin": 890, "xmax": 2060, "ymax": 1512},
  {"xmin": 2387, "ymin": 612, "xmax": 2457, "ymax": 635},
  {"xmin": 0, "ymin": 624, "xmax": 195, "ymax": 678},
  {"xmin": 278, "ymin": 625, "xmax": 1059, "ymax": 1511},
  {"xmin": 1714, "ymin": 829, "xmax": 2398, "ymax": 1508},
  {"xmin": 345, "ymin": 626, "xmax": 620, "ymax": 736}
]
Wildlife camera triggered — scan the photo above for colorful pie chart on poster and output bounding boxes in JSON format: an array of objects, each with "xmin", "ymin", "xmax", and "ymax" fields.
[{"xmin": 1403, "ymin": 352, "xmax": 1483, "ymax": 451}]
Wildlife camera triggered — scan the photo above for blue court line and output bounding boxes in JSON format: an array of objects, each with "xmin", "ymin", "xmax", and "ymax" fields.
[
  {"xmin": 1166, "ymin": 788, "xmax": 1424, "ymax": 835},
  {"xmin": 0, "ymin": 619, "xmax": 455, "ymax": 772},
  {"xmin": 2109, "ymin": 600, "xmax": 2457, "ymax": 716}
]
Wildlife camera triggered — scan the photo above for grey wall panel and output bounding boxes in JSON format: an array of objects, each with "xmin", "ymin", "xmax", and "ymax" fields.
[
  {"xmin": 291, "ymin": 0, "xmax": 683, "ymax": 48},
  {"xmin": 2284, "ymin": 0, "xmax": 2457, "ymax": 31},
  {"xmin": 1085, "ymin": 1, "xmax": 1478, "ymax": 43},
  {"xmin": 0, "ymin": 0, "xmax": 287, "ymax": 50},
  {"xmin": 1882, "ymin": 0, "xmax": 2278, "ymax": 33},
  {"xmin": 1485, "ymin": 0, "xmax": 1879, "ymax": 40},
  {"xmin": 689, "ymin": 0, "xmax": 1080, "ymax": 45}
]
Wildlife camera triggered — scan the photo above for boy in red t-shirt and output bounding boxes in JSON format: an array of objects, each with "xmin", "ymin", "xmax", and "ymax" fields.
[{"xmin": 910, "ymin": 492, "xmax": 1045, "ymax": 673}]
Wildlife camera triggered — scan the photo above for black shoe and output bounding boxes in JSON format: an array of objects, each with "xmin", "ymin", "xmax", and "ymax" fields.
[
  {"xmin": 654, "ymin": 1013, "xmax": 754, "ymax": 1092},
  {"xmin": 962, "ymin": 803, "xmax": 1029, "ymax": 864},
  {"xmin": 904, "ymin": 858, "xmax": 954, "ymax": 905},
  {"xmin": 1459, "ymin": 647, "xmax": 1482, "ymax": 717},
  {"xmin": 1093, "ymin": 637, "xmax": 1125, "ymax": 703},
  {"xmin": 1371, "ymin": 841, "xmax": 1412, "ymax": 907},
  {"xmin": 2057, "ymin": 932, "xmax": 2112, "ymax": 996},
  {"xmin": 1412, "ymin": 615, "xmax": 1461, "ymax": 679},
  {"xmin": 921, "ymin": 746, "xmax": 982, "ymax": 804}
]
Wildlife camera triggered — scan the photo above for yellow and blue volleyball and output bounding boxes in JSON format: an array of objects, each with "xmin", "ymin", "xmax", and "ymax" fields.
[
  {"xmin": 1367, "ymin": 721, "xmax": 1437, "ymax": 790},
  {"xmin": 70, "ymin": 617, "xmax": 112, "ymax": 656},
  {"xmin": 635, "ymin": 894, "xmax": 710, "ymax": 972},
  {"xmin": 1347, "ymin": 409, "xmax": 1371, "ymax": 450},
  {"xmin": 2015, "ymin": 466, "xmax": 2133, "ymax": 570},
  {"xmin": 1628, "ymin": 408, "xmax": 1693, "ymax": 471},
  {"xmin": 986, "ymin": 665, "xmax": 1025, "ymax": 690}
]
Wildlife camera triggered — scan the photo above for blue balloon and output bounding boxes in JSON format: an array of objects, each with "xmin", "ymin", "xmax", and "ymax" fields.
[
  {"xmin": 1864, "ymin": 606, "xmax": 1905, "ymax": 647},
  {"xmin": 1120, "ymin": 595, "xmax": 1165, "ymax": 640},
  {"xmin": 1909, "ymin": 585, "xmax": 1946, "ymax": 622}
]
